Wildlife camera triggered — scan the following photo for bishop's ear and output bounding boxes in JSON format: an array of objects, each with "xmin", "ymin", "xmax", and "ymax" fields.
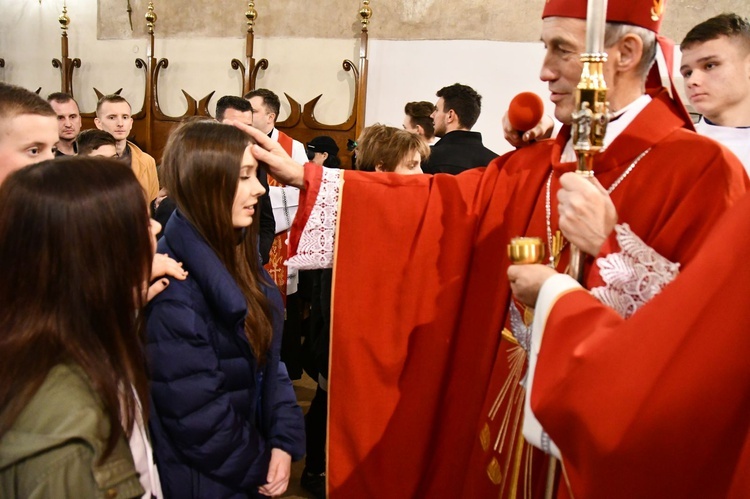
[{"xmin": 613, "ymin": 32, "xmax": 645, "ymax": 74}]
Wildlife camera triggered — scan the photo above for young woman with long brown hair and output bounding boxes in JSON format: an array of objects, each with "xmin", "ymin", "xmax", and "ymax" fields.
[
  {"xmin": 145, "ymin": 120, "xmax": 304, "ymax": 498},
  {"xmin": 0, "ymin": 157, "xmax": 161, "ymax": 497}
]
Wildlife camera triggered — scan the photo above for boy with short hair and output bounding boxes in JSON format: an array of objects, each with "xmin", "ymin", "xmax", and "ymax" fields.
[
  {"xmin": 680, "ymin": 12, "xmax": 750, "ymax": 171},
  {"xmin": 94, "ymin": 94, "xmax": 159, "ymax": 201},
  {"xmin": 0, "ymin": 83, "xmax": 58, "ymax": 184}
]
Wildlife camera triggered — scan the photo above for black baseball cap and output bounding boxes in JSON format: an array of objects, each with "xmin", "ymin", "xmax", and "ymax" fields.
[{"xmin": 306, "ymin": 136, "xmax": 339, "ymax": 156}]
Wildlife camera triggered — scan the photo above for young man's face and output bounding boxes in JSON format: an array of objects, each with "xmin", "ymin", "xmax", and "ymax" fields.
[
  {"xmin": 680, "ymin": 36, "xmax": 750, "ymax": 125},
  {"xmin": 247, "ymin": 96, "xmax": 275, "ymax": 134},
  {"xmin": 403, "ymin": 115, "xmax": 419, "ymax": 134},
  {"xmin": 0, "ymin": 114, "xmax": 58, "ymax": 184},
  {"xmin": 431, "ymin": 98, "xmax": 450, "ymax": 138},
  {"xmin": 49, "ymin": 99, "xmax": 81, "ymax": 142},
  {"xmin": 95, "ymin": 101, "xmax": 133, "ymax": 142}
]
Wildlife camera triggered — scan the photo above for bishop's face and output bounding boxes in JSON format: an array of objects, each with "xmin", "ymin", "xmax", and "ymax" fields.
[{"xmin": 539, "ymin": 17, "xmax": 588, "ymax": 124}]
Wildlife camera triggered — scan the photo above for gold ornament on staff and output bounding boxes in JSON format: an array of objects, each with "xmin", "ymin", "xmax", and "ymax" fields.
[
  {"xmin": 58, "ymin": 2, "xmax": 70, "ymax": 32},
  {"xmin": 52, "ymin": 0, "xmax": 80, "ymax": 95},
  {"xmin": 146, "ymin": 1, "xmax": 157, "ymax": 35},
  {"xmin": 568, "ymin": 0, "xmax": 610, "ymax": 283},
  {"xmin": 246, "ymin": 1, "xmax": 258, "ymax": 31},
  {"xmin": 359, "ymin": 0, "xmax": 372, "ymax": 31}
]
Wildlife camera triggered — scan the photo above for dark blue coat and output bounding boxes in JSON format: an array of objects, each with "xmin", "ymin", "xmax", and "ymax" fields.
[{"xmin": 146, "ymin": 210, "xmax": 305, "ymax": 499}]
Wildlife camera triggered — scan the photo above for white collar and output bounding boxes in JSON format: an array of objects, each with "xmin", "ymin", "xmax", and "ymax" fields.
[{"xmin": 561, "ymin": 94, "xmax": 652, "ymax": 162}]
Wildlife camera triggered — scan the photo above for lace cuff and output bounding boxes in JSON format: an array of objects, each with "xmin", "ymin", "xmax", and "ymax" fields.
[
  {"xmin": 591, "ymin": 223, "xmax": 680, "ymax": 318},
  {"xmin": 286, "ymin": 167, "xmax": 341, "ymax": 270}
]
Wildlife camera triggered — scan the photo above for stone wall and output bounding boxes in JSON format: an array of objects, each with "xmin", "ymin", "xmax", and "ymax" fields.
[{"xmin": 99, "ymin": 0, "xmax": 748, "ymax": 43}]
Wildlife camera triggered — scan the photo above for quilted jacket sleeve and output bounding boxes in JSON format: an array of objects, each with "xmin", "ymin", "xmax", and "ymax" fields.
[
  {"xmin": 146, "ymin": 298, "xmax": 271, "ymax": 488},
  {"xmin": 267, "ymin": 360, "xmax": 305, "ymax": 461}
]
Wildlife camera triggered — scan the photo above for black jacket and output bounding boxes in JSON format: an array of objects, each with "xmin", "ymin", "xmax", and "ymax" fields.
[{"xmin": 423, "ymin": 130, "xmax": 498, "ymax": 175}]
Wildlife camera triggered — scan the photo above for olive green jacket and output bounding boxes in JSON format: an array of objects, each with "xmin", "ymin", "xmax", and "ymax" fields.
[{"xmin": 0, "ymin": 364, "xmax": 144, "ymax": 499}]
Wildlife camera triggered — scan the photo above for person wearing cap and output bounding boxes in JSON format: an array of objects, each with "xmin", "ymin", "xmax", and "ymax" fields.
[
  {"xmin": 233, "ymin": 0, "xmax": 747, "ymax": 496},
  {"xmin": 306, "ymin": 135, "xmax": 341, "ymax": 168},
  {"xmin": 505, "ymin": 12, "xmax": 750, "ymax": 174}
]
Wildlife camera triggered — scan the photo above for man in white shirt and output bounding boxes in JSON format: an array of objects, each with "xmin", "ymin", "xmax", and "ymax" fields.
[{"xmin": 244, "ymin": 88, "xmax": 307, "ymax": 380}]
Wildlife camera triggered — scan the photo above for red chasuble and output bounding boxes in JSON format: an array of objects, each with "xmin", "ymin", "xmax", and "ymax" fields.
[
  {"xmin": 532, "ymin": 193, "xmax": 750, "ymax": 499},
  {"xmin": 291, "ymin": 88, "xmax": 747, "ymax": 498},
  {"xmin": 264, "ymin": 130, "xmax": 295, "ymax": 299}
]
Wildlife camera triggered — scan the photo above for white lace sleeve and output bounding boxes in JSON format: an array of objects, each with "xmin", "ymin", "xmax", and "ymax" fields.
[
  {"xmin": 591, "ymin": 223, "xmax": 680, "ymax": 318},
  {"xmin": 286, "ymin": 167, "xmax": 342, "ymax": 270}
]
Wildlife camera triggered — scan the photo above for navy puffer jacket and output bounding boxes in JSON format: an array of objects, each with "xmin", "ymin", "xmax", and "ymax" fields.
[{"xmin": 146, "ymin": 210, "xmax": 305, "ymax": 499}]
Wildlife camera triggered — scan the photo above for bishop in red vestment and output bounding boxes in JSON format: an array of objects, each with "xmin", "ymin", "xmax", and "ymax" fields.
[{"xmin": 238, "ymin": 1, "xmax": 748, "ymax": 497}]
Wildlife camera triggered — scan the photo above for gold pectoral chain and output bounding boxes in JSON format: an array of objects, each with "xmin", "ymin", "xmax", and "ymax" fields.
[{"xmin": 545, "ymin": 172, "xmax": 567, "ymax": 268}]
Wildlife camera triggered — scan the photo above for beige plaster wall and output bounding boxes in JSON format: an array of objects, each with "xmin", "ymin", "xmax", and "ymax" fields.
[{"xmin": 97, "ymin": 0, "xmax": 748, "ymax": 42}]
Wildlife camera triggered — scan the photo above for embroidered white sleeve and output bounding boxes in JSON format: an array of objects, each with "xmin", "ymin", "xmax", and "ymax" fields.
[
  {"xmin": 591, "ymin": 223, "xmax": 680, "ymax": 318},
  {"xmin": 286, "ymin": 167, "xmax": 341, "ymax": 270}
]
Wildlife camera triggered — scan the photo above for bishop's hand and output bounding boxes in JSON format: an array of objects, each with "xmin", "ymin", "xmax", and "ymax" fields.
[
  {"xmin": 502, "ymin": 112, "xmax": 554, "ymax": 149},
  {"xmin": 233, "ymin": 121, "xmax": 305, "ymax": 189},
  {"xmin": 508, "ymin": 264, "xmax": 558, "ymax": 308},
  {"xmin": 557, "ymin": 172, "xmax": 617, "ymax": 256}
]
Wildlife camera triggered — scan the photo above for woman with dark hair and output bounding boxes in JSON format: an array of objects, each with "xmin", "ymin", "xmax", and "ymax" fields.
[
  {"xmin": 146, "ymin": 120, "xmax": 304, "ymax": 498},
  {"xmin": 0, "ymin": 158, "xmax": 161, "ymax": 497}
]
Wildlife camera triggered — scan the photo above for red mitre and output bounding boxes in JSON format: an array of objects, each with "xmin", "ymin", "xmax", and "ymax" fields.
[
  {"xmin": 541, "ymin": 0, "xmax": 693, "ymax": 129},
  {"xmin": 542, "ymin": 0, "xmax": 667, "ymax": 34}
]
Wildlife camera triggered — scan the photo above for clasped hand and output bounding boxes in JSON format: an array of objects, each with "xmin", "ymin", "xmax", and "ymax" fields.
[
  {"xmin": 557, "ymin": 172, "xmax": 617, "ymax": 256},
  {"xmin": 508, "ymin": 264, "xmax": 557, "ymax": 308},
  {"xmin": 509, "ymin": 172, "xmax": 617, "ymax": 306}
]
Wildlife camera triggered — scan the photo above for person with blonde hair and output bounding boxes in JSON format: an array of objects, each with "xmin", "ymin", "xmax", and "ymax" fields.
[{"xmin": 355, "ymin": 123, "xmax": 428, "ymax": 174}]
